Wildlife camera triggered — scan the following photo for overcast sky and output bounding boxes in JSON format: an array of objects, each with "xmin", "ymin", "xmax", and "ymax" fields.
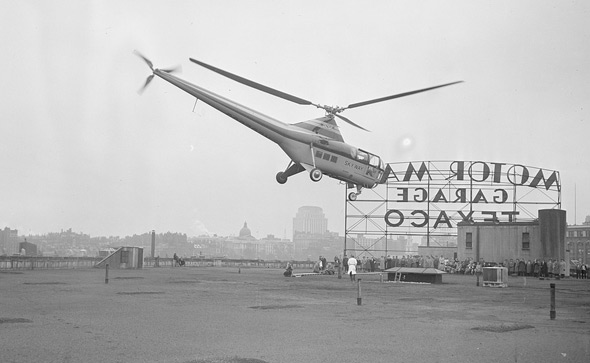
[{"xmin": 1, "ymin": 1, "xmax": 589, "ymax": 238}]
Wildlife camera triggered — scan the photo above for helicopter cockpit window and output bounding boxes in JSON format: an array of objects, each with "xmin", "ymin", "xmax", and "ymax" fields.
[
  {"xmin": 356, "ymin": 151, "xmax": 369, "ymax": 163},
  {"xmin": 368, "ymin": 155, "xmax": 380, "ymax": 168}
]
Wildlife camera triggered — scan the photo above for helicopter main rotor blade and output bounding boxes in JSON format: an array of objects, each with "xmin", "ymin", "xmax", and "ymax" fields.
[
  {"xmin": 346, "ymin": 81, "xmax": 463, "ymax": 110},
  {"xmin": 335, "ymin": 114, "xmax": 370, "ymax": 132},
  {"xmin": 189, "ymin": 58, "xmax": 313, "ymax": 106}
]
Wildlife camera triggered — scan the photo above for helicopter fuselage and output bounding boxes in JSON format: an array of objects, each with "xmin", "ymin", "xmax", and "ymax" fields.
[{"xmin": 155, "ymin": 70, "xmax": 385, "ymax": 190}]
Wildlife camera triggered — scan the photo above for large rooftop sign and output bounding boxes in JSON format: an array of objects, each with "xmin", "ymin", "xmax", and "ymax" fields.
[{"xmin": 345, "ymin": 160, "xmax": 561, "ymax": 246}]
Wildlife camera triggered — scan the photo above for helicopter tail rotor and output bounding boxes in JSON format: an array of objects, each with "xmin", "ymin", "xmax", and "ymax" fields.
[{"xmin": 134, "ymin": 50, "xmax": 181, "ymax": 94}]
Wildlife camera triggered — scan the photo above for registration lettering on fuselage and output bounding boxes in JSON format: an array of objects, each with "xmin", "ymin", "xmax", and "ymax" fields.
[{"xmin": 344, "ymin": 159, "xmax": 364, "ymax": 171}]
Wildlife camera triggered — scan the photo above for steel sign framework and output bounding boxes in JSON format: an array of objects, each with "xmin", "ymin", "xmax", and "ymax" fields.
[{"xmin": 344, "ymin": 160, "xmax": 561, "ymax": 258}]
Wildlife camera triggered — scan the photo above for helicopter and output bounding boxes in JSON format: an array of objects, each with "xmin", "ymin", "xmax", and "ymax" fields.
[{"xmin": 135, "ymin": 51, "xmax": 462, "ymax": 201}]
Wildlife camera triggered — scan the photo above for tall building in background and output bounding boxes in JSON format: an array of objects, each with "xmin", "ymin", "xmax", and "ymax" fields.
[
  {"xmin": 566, "ymin": 215, "xmax": 590, "ymax": 264},
  {"xmin": 293, "ymin": 206, "xmax": 328, "ymax": 237},
  {"xmin": 1, "ymin": 227, "xmax": 19, "ymax": 255},
  {"xmin": 292, "ymin": 206, "xmax": 341, "ymax": 260}
]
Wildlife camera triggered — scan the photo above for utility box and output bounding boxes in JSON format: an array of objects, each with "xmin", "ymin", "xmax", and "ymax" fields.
[{"xmin": 482, "ymin": 267, "xmax": 508, "ymax": 287}]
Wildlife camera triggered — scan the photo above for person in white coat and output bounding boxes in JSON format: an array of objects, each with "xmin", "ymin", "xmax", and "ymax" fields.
[{"xmin": 348, "ymin": 255, "xmax": 358, "ymax": 282}]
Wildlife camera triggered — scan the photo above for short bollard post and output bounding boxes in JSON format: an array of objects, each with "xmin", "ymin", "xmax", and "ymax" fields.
[
  {"xmin": 105, "ymin": 263, "xmax": 109, "ymax": 284},
  {"xmin": 338, "ymin": 265, "xmax": 342, "ymax": 279},
  {"xmin": 476, "ymin": 274, "xmax": 480, "ymax": 287},
  {"xmin": 550, "ymin": 283, "xmax": 556, "ymax": 320},
  {"xmin": 357, "ymin": 279, "xmax": 362, "ymax": 306}
]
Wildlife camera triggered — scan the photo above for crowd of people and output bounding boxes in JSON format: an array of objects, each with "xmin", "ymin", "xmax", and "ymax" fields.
[
  {"xmin": 284, "ymin": 254, "xmax": 589, "ymax": 280},
  {"xmin": 341, "ymin": 255, "xmax": 381, "ymax": 273},
  {"xmin": 385, "ymin": 255, "xmax": 589, "ymax": 279},
  {"xmin": 311, "ymin": 256, "xmax": 336, "ymax": 275},
  {"xmin": 572, "ymin": 261, "xmax": 588, "ymax": 279},
  {"xmin": 340, "ymin": 254, "xmax": 589, "ymax": 279}
]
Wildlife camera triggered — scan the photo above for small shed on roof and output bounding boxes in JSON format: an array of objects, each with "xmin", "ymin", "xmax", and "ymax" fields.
[
  {"xmin": 95, "ymin": 247, "xmax": 143, "ymax": 269},
  {"xmin": 384, "ymin": 267, "xmax": 445, "ymax": 284}
]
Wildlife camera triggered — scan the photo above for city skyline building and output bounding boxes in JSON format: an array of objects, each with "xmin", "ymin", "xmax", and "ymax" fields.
[
  {"xmin": 566, "ymin": 215, "xmax": 590, "ymax": 264},
  {"xmin": 5, "ymin": 209, "xmax": 588, "ymax": 263},
  {"xmin": 292, "ymin": 206, "xmax": 328, "ymax": 238},
  {"xmin": 1, "ymin": 227, "xmax": 18, "ymax": 255}
]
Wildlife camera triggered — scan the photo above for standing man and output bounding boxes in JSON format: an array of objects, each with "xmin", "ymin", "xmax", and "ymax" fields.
[
  {"xmin": 559, "ymin": 259, "xmax": 566, "ymax": 278},
  {"xmin": 541, "ymin": 260, "xmax": 548, "ymax": 278},
  {"xmin": 343, "ymin": 254, "xmax": 349, "ymax": 274},
  {"xmin": 552, "ymin": 259, "xmax": 560, "ymax": 279},
  {"xmin": 334, "ymin": 255, "xmax": 340, "ymax": 270},
  {"xmin": 348, "ymin": 254, "xmax": 358, "ymax": 282}
]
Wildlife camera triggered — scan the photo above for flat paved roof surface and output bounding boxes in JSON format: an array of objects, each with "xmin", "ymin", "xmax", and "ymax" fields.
[{"xmin": 1, "ymin": 267, "xmax": 589, "ymax": 362}]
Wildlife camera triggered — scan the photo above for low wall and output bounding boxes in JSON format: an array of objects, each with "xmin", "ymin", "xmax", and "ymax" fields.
[
  {"xmin": 144, "ymin": 257, "xmax": 314, "ymax": 270},
  {"xmin": 0, "ymin": 256, "xmax": 100, "ymax": 270},
  {"xmin": 1, "ymin": 256, "xmax": 315, "ymax": 271}
]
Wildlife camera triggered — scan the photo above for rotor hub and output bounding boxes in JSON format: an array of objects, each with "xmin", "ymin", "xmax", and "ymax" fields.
[{"xmin": 320, "ymin": 105, "xmax": 345, "ymax": 115}]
